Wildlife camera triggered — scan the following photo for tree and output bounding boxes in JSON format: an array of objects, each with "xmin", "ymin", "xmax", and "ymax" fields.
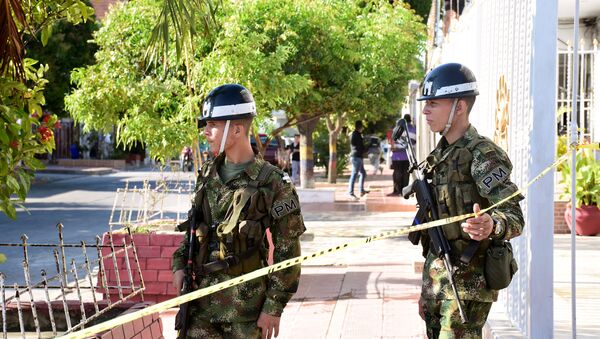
[
  {"xmin": 198, "ymin": 0, "xmax": 362, "ymax": 187},
  {"xmin": 403, "ymin": 0, "xmax": 432, "ymax": 22},
  {"xmin": 25, "ymin": 19, "xmax": 98, "ymax": 116},
  {"xmin": 65, "ymin": 0, "xmax": 193, "ymax": 161},
  {"xmin": 66, "ymin": 0, "xmax": 424, "ymax": 190},
  {"xmin": 320, "ymin": 1, "xmax": 425, "ymax": 183},
  {"xmin": 0, "ymin": 0, "xmax": 94, "ymax": 219}
]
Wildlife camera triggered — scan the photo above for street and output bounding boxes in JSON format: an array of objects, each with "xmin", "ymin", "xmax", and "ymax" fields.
[{"xmin": 0, "ymin": 169, "xmax": 195, "ymax": 285}]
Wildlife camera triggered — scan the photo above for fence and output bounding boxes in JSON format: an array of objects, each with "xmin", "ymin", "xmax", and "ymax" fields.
[
  {"xmin": 0, "ymin": 225, "xmax": 144, "ymax": 337},
  {"xmin": 108, "ymin": 175, "xmax": 196, "ymax": 231},
  {"xmin": 557, "ymin": 41, "xmax": 597, "ymax": 141}
]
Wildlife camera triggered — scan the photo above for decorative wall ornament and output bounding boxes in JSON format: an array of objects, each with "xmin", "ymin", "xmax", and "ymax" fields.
[{"xmin": 494, "ymin": 75, "xmax": 510, "ymax": 152}]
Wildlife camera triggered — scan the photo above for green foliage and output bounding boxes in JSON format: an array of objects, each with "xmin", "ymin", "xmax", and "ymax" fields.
[
  {"xmin": 0, "ymin": 0, "xmax": 95, "ymax": 219},
  {"xmin": 25, "ymin": 19, "xmax": 98, "ymax": 116},
  {"xmin": 0, "ymin": 60, "xmax": 56, "ymax": 219},
  {"xmin": 65, "ymin": 0, "xmax": 424, "ymax": 170},
  {"xmin": 560, "ymin": 148, "xmax": 600, "ymax": 207},
  {"xmin": 313, "ymin": 124, "xmax": 350, "ymax": 176},
  {"xmin": 65, "ymin": 0, "xmax": 195, "ymax": 161},
  {"xmin": 193, "ymin": 0, "xmax": 322, "ymax": 117},
  {"xmin": 402, "ymin": 0, "xmax": 433, "ymax": 22}
]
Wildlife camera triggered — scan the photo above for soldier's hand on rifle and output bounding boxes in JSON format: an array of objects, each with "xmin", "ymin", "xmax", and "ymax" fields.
[
  {"xmin": 461, "ymin": 203, "xmax": 493, "ymax": 241},
  {"xmin": 257, "ymin": 312, "xmax": 280, "ymax": 339},
  {"xmin": 173, "ymin": 269, "xmax": 185, "ymax": 295}
]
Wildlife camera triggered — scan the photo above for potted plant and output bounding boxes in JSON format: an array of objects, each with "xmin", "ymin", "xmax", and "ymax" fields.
[{"xmin": 559, "ymin": 145, "xmax": 600, "ymax": 235}]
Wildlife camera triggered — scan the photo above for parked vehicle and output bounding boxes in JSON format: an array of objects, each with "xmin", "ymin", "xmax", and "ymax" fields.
[{"xmin": 250, "ymin": 134, "xmax": 287, "ymax": 169}]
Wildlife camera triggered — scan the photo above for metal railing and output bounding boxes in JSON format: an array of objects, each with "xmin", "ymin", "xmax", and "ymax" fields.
[
  {"xmin": 108, "ymin": 176, "xmax": 196, "ymax": 230},
  {"xmin": 0, "ymin": 225, "xmax": 144, "ymax": 337},
  {"xmin": 557, "ymin": 39, "xmax": 597, "ymax": 142}
]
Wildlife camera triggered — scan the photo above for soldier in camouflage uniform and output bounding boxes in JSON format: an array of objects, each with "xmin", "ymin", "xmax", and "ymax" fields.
[
  {"xmin": 416, "ymin": 63, "xmax": 524, "ymax": 338},
  {"xmin": 172, "ymin": 84, "xmax": 305, "ymax": 338}
]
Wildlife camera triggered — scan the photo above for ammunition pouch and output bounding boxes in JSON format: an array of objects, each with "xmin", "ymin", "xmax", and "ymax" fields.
[
  {"xmin": 484, "ymin": 240, "xmax": 518, "ymax": 290},
  {"xmin": 216, "ymin": 219, "xmax": 264, "ymax": 276}
]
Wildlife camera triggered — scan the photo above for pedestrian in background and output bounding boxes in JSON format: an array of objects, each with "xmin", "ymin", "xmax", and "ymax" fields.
[
  {"xmin": 288, "ymin": 134, "xmax": 301, "ymax": 185},
  {"xmin": 387, "ymin": 114, "xmax": 416, "ymax": 196},
  {"xmin": 415, "ymin": 63, "xmax": 524, "ymax": 338},
  {"xmin": 172, "ymin": 84, "xmax": 305, "ymax": 338},
  {"xmin": 348, "ymin": 120, "xmax": 369, "ymax": 200},
  {"xmin": 367, "ymin": 136, "xmax": 383, "ymax": 175}
]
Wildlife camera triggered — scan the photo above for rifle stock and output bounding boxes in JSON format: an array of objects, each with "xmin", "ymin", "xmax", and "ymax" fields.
[{"xmin": 393, "ymin": 119, "xmax": 468, "ymax": 324}]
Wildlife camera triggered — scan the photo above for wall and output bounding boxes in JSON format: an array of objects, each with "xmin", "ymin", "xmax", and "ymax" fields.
[
  {"xmin": 98, "ymin": 304, "xmax": 163, "ymax": 339},
  {"xmin": 99, "ymin": 232, "xmax": 184, "ymax": 303}
]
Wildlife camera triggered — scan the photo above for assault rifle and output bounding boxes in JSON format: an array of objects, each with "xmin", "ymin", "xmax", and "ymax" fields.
[
  {"xmin": 392, "ymin": 118, "xmax": 468, "ymax": 324},
  {"xmin": 175, "ymin": 207, "xmax": 199, "ymax": 338}
]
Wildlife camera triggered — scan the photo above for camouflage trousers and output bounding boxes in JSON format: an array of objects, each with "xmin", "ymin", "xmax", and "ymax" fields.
[
  {"xmin": 186, "ymin": 319, "xmax": 261, "ymax": 339},
  {"xmin": 422, "ymin": 298, "xmax": 492, "ymax": 339}
]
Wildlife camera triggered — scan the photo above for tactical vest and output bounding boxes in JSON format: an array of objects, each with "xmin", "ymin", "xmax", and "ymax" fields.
[
  {"xmin": 178, "ymin": 160, "xmax": 278, "ymax": 277},
  {"xmin": 426, "ymin": 136, "xmax": 492, "ymax": 243}
]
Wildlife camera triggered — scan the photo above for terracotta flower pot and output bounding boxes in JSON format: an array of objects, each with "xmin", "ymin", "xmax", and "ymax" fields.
[{"xmin": 564, "ymin": 203, "xmax": 600, "ymax": 236}]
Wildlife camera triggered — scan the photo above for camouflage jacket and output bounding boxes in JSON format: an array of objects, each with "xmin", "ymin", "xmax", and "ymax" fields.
[
  {"xmin": 421, "ymin": 125, "xmax": 524, "ymax": 302},
  {"xmin": 172, "ymin": 154, "xmax": 305, "ymax": 322}
]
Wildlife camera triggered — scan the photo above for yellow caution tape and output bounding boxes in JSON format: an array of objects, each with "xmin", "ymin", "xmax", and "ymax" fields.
[
  {"xmin": 576, "ymin": 142, "xmax": 600, "ymax": 150},
  {"xmin": 58, "ymin": 147, "xmax": 592, "ymax": 338}
]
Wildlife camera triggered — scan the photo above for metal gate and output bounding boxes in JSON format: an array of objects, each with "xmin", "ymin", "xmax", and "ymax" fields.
[{"xmin": 0, "ymin": 225, "xmax": 144, "ymax": 337}]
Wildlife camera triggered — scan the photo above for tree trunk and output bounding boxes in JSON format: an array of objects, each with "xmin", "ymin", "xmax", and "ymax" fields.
[
  {"xmin": 327, "ymin": 133, "xmax": 338, "ymax": 183},
  {"xmin": 326, "ymin": 114, "xmax": 344, "ymax": 183},
  {"xmin": 297, "ymin": 115, "xmax": 318, "ymax": 188}
]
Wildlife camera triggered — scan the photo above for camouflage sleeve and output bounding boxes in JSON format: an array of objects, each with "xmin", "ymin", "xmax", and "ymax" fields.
[
  {"xmin": 262, "ymin": 178, "xmax": 306, "ymax": 316},
  {"xmin": 471, "ymin": 143, "xmax": 525, "ymax": 241}
]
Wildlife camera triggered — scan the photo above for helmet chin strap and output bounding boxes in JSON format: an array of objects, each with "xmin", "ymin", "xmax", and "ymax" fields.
[
  {"xmin": 441, "ymin": 98, "xmax": 458, "ymax": 136},
  {"xmin": 218, "ymin": 120, "xmax": 231, "ymax": 154}
]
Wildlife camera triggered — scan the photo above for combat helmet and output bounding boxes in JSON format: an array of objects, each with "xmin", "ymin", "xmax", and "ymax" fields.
[
  {"xmin": 418, "ymin": 63, "xmax": 479, "ymax": 101},
  {"xmin": 198, "ymin": 84, "xmax": 257, "ymax": 128},
  {"xmin": 418, "ymin": 63, "xmax": 478, "ymax": 136}
]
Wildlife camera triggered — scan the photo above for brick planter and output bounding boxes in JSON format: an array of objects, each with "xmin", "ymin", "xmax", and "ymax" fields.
[
  {"xmin": 99, "ymin": 231, "xmax": 184, "ymax": 304},
  {"xmin": 554, "ymin": 200, "xmax": 570, "ymax": 234},
  {"xmin": 1, "ymin": 300, "xmax": 162, "ymax": 338},
  {"xmin": 98, "ymin": 302, "xmax": 164, "ymax": 339},
  {"xmin": 98, "ymin": 229, "xmax": 275, "ymax": 305}
]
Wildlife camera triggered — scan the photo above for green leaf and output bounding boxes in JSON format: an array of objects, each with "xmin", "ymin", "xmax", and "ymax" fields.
[
  {"xmin": 1, "ymin": 203, "xmax": 17, "ymax": 220},
  {"xmin": 0, "ymin": 132, "xmax": 8, "ymax": 144},
  {"xmin": 26, "ymin": 157, "xmax": 45, "ymax": 170},
  {"xmin": 0, "ymin": 253, "xmax": 6, "ymax": 264},
  {"xmin": 41, "ymin": 25, "xmax": 53, "ymax": 46},
  {"xmin": 18, "ymin": 171, "xmax": 32, "ymax": 197},
  {"xmin": 6, "ymin": 176, "xmax": 19, "ymax": 191}
]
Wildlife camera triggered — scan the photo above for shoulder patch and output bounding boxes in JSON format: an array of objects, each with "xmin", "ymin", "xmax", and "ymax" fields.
[
  {"xmin": 271, "ymin": 196, "xmax": 300, "ymax": 219},
  {"xmin": 479, "ymin": 164, "xmax": 510, "ymax": 194},
  {"xmin": 281, "ymin": 172, "xmax": 292, "ymax": 184}
]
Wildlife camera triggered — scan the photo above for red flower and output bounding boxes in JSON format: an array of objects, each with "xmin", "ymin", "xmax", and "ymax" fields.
[
  {"xmin": 43, "ymin": 115, "xmax": 52, "ymax": 124},
  {"xmin": 39, "ymin": 126, "xmax": 54, "ymax": 142},
  {"xmin": 9, "ymin": 140, "xmax": 19, "ymax": 149},
  {"xmin": 54, "ymin": 121, "xmax": 62, "ymax": 129},
  {"xmin": 31, "ymin": 112, "xmax": 40, "ymax": 119}
]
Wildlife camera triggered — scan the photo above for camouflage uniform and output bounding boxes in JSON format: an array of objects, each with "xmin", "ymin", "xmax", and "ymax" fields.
[
  {"xmin": 420, "ymin": 125, "xmax": 524, "ymax": 338},
  {"xmin": 173, "ymin": 153, "xmax": 305, "ymax": 338}
]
